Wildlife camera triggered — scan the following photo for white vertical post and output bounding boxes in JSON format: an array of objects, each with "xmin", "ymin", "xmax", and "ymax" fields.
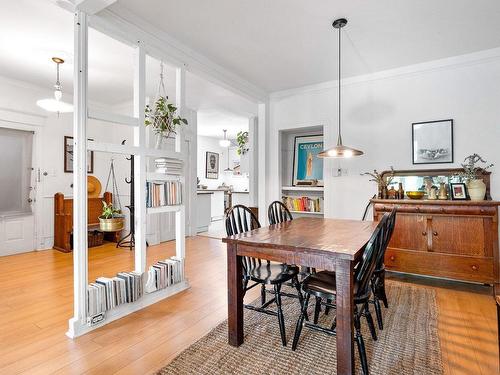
[
  {"xmin": 248, "ymin": 116, "xmax": 258, "ymax": 207},
  {"xmin": 257, "ymin": 102, "xmax": 268, "ymax": 225},
  {"xmin": 133, "ymin": 43, "xmax": 147, "ymax": 273},
  {"xmin": 67, "ymin": 10, "xmax": 89, "ymax": 338},
  {"xmin": 175, "ymin": 66, "xmax": 186, "ymax": 260}
]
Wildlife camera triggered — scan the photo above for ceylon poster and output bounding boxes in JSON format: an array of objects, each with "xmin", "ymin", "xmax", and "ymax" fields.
[{"xmin": 292, "ymin": 135, "xmax": 324, "ymax": 186}]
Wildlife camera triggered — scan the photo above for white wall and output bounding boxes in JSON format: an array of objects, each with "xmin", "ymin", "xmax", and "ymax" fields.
[
  {"xmin": 269, "ymin": 54, "xmax": 500, "ymax": 219},
  {"xmin": 197, "ymin": 135, "xmax": 249, "ymax": 192}
]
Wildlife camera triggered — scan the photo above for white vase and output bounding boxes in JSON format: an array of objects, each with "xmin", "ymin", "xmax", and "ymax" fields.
[
  {"xmin": 467, "ymin": 179, "xmax": 486, "ymax": 201},
  {"xmin": 155, "ymin": 134, "xmax": 163, "ymax": 149}
]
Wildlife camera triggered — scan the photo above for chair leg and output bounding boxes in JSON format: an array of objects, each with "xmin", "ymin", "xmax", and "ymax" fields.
[
  {"xmin": 292, "ymin": 293, "xmax": 310, "ymax": 351},
  {"xmin": 274, "ymin": 284, "xmax": 287, "ymax": 346},
  {"xmin": 364, "ymin": 302, "xmax": 377, "ymax": 341},
  {"xmin": 260, "ymin": 284, "xmax": 266, "ymax": 306},
  {"xmin": 373, "ymin": 296, "xmax": 384, "ymax": 330},
  {"xmin": 330, "ymin": 315, "xmax": 337, "ymax": 331},
  {"xmin": 293, "ymin": 276, "xmax": 307, "ymax": 321},
  {"xmin": 354, "ymin": 312, "xmax": 369, "ymax": 375},
  {"xmin": 325, "ymin": 298, "xmax": 332, "ymax": 315},
  {"xmin": 377, "ymin": 271, "xmax": 389, "ymax": 308},
  {"xmin": 313, "ymin": 296, "xmax": 321, "ymax": 324}
]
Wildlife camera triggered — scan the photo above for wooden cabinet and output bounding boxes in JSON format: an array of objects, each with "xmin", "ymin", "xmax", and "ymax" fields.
[{"xmin": 372, "ymin": 199, "xmax": 499, "ymax": 284}]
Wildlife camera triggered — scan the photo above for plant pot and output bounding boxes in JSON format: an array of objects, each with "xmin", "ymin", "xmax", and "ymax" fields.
[
  {"xmin": 155, "ymin": 134, "xmax": 164, "ymax": 149},
  {"xmin": 467, "ymin": 179, "xmax": 486, "ymax": 201},
  {"xmin": 99, "ymin": 217, "xmax": 125, "ymax": 232}
]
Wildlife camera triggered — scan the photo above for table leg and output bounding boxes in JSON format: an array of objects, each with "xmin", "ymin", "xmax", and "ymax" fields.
[
  {"xmin": 335, "ymin": 259, "xmax": 355, "ymax": 375},
  {"xmin": 227, "ymin": 243, "xmax": 243, "ymax": 346}
]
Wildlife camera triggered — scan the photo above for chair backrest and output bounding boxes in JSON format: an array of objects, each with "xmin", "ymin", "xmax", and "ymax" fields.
[
  {"xmin": 225, "ymin": 205, "xmax": 264, "ymax": 274},
  {"xmin": 268, "ymin": 200, "xmax": 293, "ymax": 225},
  {"xmin": 355, "ymin": 215, "xmax": 388, "ymax": 296},
  {"xmin": 375, "ymin": 207, "xmax": 397, "ymax": 270}
]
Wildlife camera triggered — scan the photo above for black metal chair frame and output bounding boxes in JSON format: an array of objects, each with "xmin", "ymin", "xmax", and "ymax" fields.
[
  {"xmin": 291, "ymin": 215, "xmax": 388, "ymax": 375},
  {"xmin": 225, "ymin": 204, "xmax": 303, "ymax": 346}
]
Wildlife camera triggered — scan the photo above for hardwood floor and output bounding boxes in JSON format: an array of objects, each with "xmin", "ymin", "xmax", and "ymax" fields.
[{"xmin": 0, "ymin": 237, "xmax": 497, "ymax": 375}]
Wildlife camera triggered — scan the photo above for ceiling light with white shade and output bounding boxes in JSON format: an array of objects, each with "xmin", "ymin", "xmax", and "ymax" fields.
[
  {"xmin": 36, "ymin": 57, "xmax": 73, "ymax": 113},
  {"xmin": 219, "ymin": 129, "xmax": 231, "ymax": 148}
]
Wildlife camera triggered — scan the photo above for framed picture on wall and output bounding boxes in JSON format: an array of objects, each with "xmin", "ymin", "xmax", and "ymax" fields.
[
  {"xmin": 205, "ymin": 151, "xmax": 219, "ymax": 179},
  {"xmin": 412, "ymin": 119, "xmax": 453, "ymax": 164},
  {"xmin": 292, "ymin": 135, "xmax": 324, "ymax": 186},
  {"xmin": 64, "ymin": 136, "xmax": 94, "ymax": 174}
]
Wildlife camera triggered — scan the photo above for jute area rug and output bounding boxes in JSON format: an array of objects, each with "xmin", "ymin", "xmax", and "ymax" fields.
[{"xmin": 157, "ymin": 280, "xmax": 442, "ymax": 374}]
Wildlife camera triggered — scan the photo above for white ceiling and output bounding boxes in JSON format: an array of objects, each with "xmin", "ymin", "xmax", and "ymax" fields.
[
  {"xmin": 0, "ymin": 0, "xmax": 255, "ymax": 135},
  {"xmin": 112, "ymin": 0, "xmax": 500, "ymax": 92}
]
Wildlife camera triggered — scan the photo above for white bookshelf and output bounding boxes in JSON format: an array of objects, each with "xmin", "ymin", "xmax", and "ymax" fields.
[
  {"xmin": 282, "ymin": 186, "xmax": 324, "ymax": 192},
  {"xmin": 147, "ymin": 172, "xmax": 183, "ymax": 182},
  {"xmin": 147, "ymin": 205, "xmax": 182, "ymax": 214}
]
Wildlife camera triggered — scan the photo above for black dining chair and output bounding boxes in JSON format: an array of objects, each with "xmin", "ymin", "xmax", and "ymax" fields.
[
  {"xmin": 291, "ymin": 215, "xmax": 388, "ymax": 375},
  {"xmin": 268, "ymin": 200, "xmax": 293, "ymax": 225},
  {"xmin": 225, "ymin": 204, "xmax": 302, "ymax": 346},
  {"xmin": 371, "ymin": 207, "xmax": 397, "ymax": 330}
]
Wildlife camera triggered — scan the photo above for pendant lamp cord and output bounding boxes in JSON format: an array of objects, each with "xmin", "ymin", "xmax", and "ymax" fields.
[{"xmin": 337, "ymin": 24, "xmax": 342, "ymax": 146}]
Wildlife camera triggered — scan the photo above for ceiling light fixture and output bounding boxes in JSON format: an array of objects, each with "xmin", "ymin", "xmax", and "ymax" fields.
[
  {"xmin": 36, "ymin": 57, "xmax": 73, "ymax": 114},
  {"xmin": 219, "ymin": 129, "xmax": 231, "ymax": 148},
  {"xmin": 318, "ymin": 18, "xmax": 363, "ymax": 158}
]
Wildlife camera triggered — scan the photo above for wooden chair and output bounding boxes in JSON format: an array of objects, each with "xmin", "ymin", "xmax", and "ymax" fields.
[
  {"xmin": 268, "ymin": 200, "xmax": 293, "ymax": 225},
  {"xmin": 291, "ymin": 215, "xmax": 388, "ymax": 375},
  {"xmin": 371, "ymin": 207, "xmax": 397, "ymax": 330},
  {"xmin": 225, "ymin": 204, "xmax": 302, "ymax": 346}
]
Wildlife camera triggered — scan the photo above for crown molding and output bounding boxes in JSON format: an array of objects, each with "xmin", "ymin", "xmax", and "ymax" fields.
[{"xmin": 270, "ymin": 46, "xmax": 500, "ymax": 100}]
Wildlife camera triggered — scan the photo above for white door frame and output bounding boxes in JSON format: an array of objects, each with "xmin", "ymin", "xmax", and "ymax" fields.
[{"xmin": 0, "ymin": 111, "xmax": 46, "ymax": 251}]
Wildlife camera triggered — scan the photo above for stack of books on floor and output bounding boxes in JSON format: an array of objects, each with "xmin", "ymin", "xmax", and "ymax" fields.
[
  {"xmin": 154, "ymin": 158, "xmax": 183, "ymax": 175},
  {"xmin": 87, "ymin": 271, "xmax": 144, "ymax": 317},
  {"xmin": 146, "ymin": 181, "xmax": 182, "ymax": 207},
  {"xmin": 282, "ymin": 196, "xmax": 322, "ymax": 213},
  {"xmin": 145, "ymin": 256, "xmax": 184, "ymax": 293}
]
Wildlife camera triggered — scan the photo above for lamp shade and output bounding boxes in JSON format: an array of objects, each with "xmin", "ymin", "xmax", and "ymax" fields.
[
  {"xmin": 36, "ymin": 98, "xmax": 73, "ymax": 113},
  {"xmin": 317, "ymin": 144, "xmax": 364, "ymax": 158}
]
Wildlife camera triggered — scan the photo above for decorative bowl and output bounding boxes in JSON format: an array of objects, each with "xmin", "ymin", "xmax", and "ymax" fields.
[{"xmin": 406, "ymin": 191, "xmax": 425, "ymax": 200}]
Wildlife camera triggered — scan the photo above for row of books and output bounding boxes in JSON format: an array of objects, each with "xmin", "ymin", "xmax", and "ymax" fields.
[
  {"xmin": 154, "ymin": 158, "xmax": 183, "ymax": 175},
  {"xmin": 145, "ymin": 257, "xmax": 184, "ymax": 293},
  {"xmin": 87, "ymin": 272, "xmax": 144, "ymax": 317},
  {"xmin": 282, "ymin": 195, "xmax": 322, "ymax": 213},
  {"xmin": 146, "ymin": 181, "xmax": 182, "ymax": 207}
]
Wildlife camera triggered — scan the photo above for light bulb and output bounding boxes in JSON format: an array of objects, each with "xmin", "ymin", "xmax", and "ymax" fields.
[
  {"xmin": 344, "ymin": 150, "xmax": 353, "ymax": 158},
  {"xmin": 219, "ymin": 139, "xmax": 231, "ymax": 148},
  {"xmin": 54, "ymin": 89, "xmax": 62, "ymax": 101},
  {"xmin": 328, "ymin": 149, "xmax": 338, "ymax": 157}
]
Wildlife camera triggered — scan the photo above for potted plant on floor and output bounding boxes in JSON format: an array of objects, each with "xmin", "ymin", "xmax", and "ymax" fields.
[
  {"xmin": 99, "ymin": 201, "xmax": 125, "ymax": 232},
  {"xmin": 456, "ymin": 154, "xmax": 494, "ymax": 201}
]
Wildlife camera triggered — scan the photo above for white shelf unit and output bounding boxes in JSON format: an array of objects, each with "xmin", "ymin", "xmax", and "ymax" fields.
[
  {"xmin": 67, "ymin": 12, "xmax": 189, "ymax": 338},
  {"xmin": 282, "ymin": 186, "xmax": 324, "ymax": 192},
  {"xmin": 146, "ymin": 205, "xmax": 182, "ymax": 214}
]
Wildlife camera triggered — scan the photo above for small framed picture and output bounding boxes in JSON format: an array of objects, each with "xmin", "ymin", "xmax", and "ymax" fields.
[
  {"xmin": 205, "ymin": 151, "xmax": 219, "ymax": 179},
  {"xmin": 450, "ymin": 182, "xmax": 468, "ymax": 200},
  {"xmin": 64, "ymin": 136, "xmax": 94, "ymax": 173},
  {"xmin": 412, "ymin": 119, "xmax": 453, "ymax": 164}
]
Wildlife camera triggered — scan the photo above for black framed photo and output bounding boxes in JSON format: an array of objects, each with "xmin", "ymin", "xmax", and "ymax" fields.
[
  {"xmin": 412, "ymin": 119, "xmax": 453, "ymax": 164},
  {"xmin": 205, "ymin": 151, "xmax": 219, "ymax": 179},
  {"xmin": 64, "ymin": 136, "xmax": 94, "ymax": 173},
  {"xmin": 450, "ymin": 182, "xmax": 468, "ymax": 200}
]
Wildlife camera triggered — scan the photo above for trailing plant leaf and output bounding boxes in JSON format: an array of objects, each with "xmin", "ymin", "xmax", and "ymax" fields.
[
  {"xmin": 100, "ymin": 201, "xmax": 121, "ymax": 219},
  {"xmin": 455, "ymin": 153, "xmax": 494, "ymax": 183},
  {"xmin": 144, "ymin": 96, "xmax": 188, "ymax": 140},
  {"xmin": 236, "ymin": 131, "xmax": 249, "ymax": 155}
]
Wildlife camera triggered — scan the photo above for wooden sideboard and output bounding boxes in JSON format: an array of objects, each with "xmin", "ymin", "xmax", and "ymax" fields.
[{"xmin": 372, "ymin": 199, "xmax": 500, "ymax": 284}]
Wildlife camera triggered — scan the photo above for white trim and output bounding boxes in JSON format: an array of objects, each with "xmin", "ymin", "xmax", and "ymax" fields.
[
  {"xmin": 270, "ymin": 46, "xmax": 500, "ymax": 100},
  {"xmin": 75, "ymin": 0, "xmax": 116, "ymax": 15},
  {"xmin": 87, "ymin": 108, "xmax": 138, "ymax": 126}
]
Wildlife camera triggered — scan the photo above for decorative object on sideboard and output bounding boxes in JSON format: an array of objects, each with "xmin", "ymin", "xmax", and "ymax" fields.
[
  {"xmin": 318, "ymin": 18, "xmax": 363, "ymax": 158},
  {"xmin": 145, "ymin": 61, "xmax": 188, "ymax": 149},
  {"xmin": 361, "ymin": 167, "xmax": 394, "ymax": 199},
  {"xmin": 205, "ymin": 151, "xmax": 219, "ymax": 179},
  {"xmin": 36, "ymin": 57, "xmax": 73, "ymax": 114},
  {"xmin": 292, "ymin": 135, "xmax": 324, "ymax": 186},
  {"xmin": 428, "ymin": 186, "xmax": 438, "ymax": 200},
  {"xmin": 236, "ymin": 131, "xmax": 249, "ymax": 155},
  {"xmin": 412, "ymin": 119, "xmax": 453, "ymax": 164},
  {"xmin": 99, "ymin": 201, "xmax": 125, "ymax": 232},
  {"xmin": 406, "ymin": 191, "xmax": 425, "ymax": 200},
  {"xmin": 449, "ymin": 182, "xmax": 468, "ymax": 201},
  {"xmin": 438, "ymin": 182, "xmax": 448, "ymax": 200},
  {"xmin": 64, "ymin": 135, "xmax": 94, "ymax": 173},
  {"xmin": 387, "ymin": 185, "xmax": 397, "ymax": 199},
  {"xmin": 455, "ymin": 153, "xmax": 494, "ymax": 201}
]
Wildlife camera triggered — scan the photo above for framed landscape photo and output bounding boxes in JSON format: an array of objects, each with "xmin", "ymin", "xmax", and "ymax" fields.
[
  {"xmin": 64, "ymin": 136, "xmax": 94, "ymax": 173},
  {"xmin": 205, "ymin": 151, "xmax": 219, "ymax": 179},
  {"xmin": 450, "ymin": 182, "xmax": 468, "ymax": 200},
  {"xmin": 292, "ymin": 135, "xmax": 324, "ymax": 186},
  {"xmin": 412, "ymin": 119, "xmax": 453, "ymax": 164}
]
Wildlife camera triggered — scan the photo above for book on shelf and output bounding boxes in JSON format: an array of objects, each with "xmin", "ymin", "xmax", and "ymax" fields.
[
  {"xmin": 146, "ymin": 180, "xmax": 182, "ymax": 208},
  {"xmin": 282, "ymin": 195, "xmax": 322, "ymax": 213},
  {"xmin": 145, "ymin": 256, "xmax": 185, "ymax": 293},
  {"xmin": 154, "ymin": 158, "xmax": 183, "ymax": 175},
  {"xmin": 87, "ymin": 271, "xmax": 144, "ymax": 317}
]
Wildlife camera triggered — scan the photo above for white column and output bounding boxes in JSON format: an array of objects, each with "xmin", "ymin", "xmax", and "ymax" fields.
[
  {"xmin": 175, "ymin": 66, "xmax": 186, "ymax": 260},
  {"xmin": 248, "ymin": 116, "xmax": 258, "ymax": 207},
  {"xmin": 133, "ymin": 43, "xmax": 147, "ymax": 273},
  {"xmin": 67, "ymin": 10, "xmax": 89, "ymax": 338},
  {"xmin": 257, "ymin": 102, "xmax": 269, "ymax": 224}
]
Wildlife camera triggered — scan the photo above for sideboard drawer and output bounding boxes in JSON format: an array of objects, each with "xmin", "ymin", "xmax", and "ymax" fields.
[{"xmin": 385, "ymin": 248, "xmax": 494, "ymax": 283}]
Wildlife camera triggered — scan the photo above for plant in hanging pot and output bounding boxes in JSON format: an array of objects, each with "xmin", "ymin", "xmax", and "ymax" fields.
[
  {"xmin": 145, "ymin": 96, "xmax": 188, "ymax": 149},
  {"xmin": 236, "ymin": 131, "xmax": 249, "ymax": 155},
  {"xmin": 99, "ymin": 201, "xmax": 125, "ymax": 232},
  {"xmin": 455, "ymin": 153, "xmax": 494, "ymax": 201}
]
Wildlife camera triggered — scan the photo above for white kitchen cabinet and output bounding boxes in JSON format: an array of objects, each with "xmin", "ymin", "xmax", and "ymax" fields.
[
  {"xmin": 211, "ymin": 191, "xmax": 225, "ymax": 221},
  {"xmin": 196, "ymin": 192, "xmax": 212, "ymax": 233}
]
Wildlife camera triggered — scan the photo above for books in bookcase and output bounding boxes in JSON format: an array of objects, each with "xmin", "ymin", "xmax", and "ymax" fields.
[
  {"xmin": 282, "ymin": 195, "xmax": 322, "ymax": 213},
  {"xmin": 154, "ymin": 158, "xmax": 183, "ymax": 175},
  {"xmin": 146, "ymin": 181, "xmax": 182, "ymax": 208},
  {"xmin": 145, "ymin": 256, "xmax": 184, "ymax": 293}
]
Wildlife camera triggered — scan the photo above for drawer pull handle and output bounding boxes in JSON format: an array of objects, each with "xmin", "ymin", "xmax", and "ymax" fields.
[
  {"xmin": 390, "ymin": 256, "xmax": 395, "ymax": 261},
  {"xmin": 433, "ymin": 231, "xmax": 438, "ymax": 236},
  {"xmin": 471, "ymin": 265, "xmax": 478, "ymax": 271},
  {"xmin": 422, "ymin": 231, "xmax": 427, "ymax": 236}
]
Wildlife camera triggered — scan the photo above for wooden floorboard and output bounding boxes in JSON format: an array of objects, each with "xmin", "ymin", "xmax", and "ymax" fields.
[{"xmin": 0, "ymin": 237, "xmax": 498, "ymax": 375}]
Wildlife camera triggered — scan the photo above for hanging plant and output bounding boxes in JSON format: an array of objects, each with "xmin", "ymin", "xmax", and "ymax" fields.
[
  {"xmin": 145, "ymin": 97, "xmax": 188, "ymax": 140},
  {"xmin": 236, "ymin": 131, "xmax": 249, "ymax": 155},
  {"xmin": 99, "ymin": 201, "xmax": 125, "ymax": 232}
]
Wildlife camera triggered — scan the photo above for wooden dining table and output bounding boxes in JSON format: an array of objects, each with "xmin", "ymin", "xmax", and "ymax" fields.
[{"xmin": 222, "ymin": 217, "xmax": 379, "ymax": 375}]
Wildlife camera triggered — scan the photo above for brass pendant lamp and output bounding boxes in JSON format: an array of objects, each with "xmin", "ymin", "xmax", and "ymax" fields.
[{"xmin": 318, "ymin": 18, "xmax": 363, "ymax": 158}]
